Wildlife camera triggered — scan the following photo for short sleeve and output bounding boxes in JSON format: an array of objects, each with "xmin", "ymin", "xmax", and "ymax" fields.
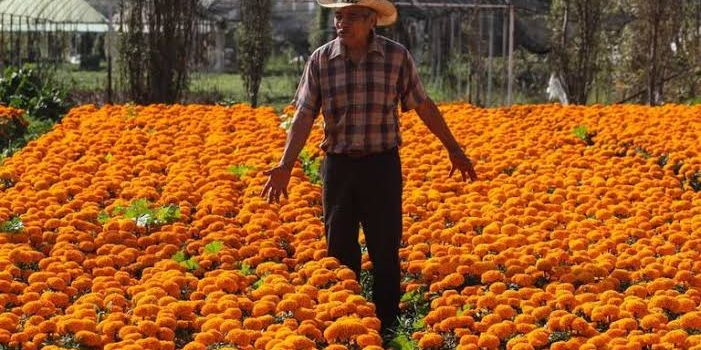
[
  {"xmin": 290, "ymin": 51, "xmax": 322, "ymax": 119},
  {"xmin": 398, "ymin": 51, "xmax": 428, "ymax": 112}
]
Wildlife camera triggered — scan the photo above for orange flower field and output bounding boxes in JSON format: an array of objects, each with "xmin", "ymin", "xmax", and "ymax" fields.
[
  {"xmin": 0, "ymin": 103, "xmax": 700, "ymax": 350},
  {"xmin": 0, "ymin": 106, "xmax": 27, "ymax": 143}
]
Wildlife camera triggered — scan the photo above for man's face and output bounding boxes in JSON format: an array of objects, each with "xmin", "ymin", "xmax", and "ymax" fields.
[{"xmin": 334, "ymin": 6, "xmax": 376, "ymax": 46}]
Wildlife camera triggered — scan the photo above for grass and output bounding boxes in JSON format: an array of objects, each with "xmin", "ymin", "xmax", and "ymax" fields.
[
  {"xmin": 57, "ymin": 66, "xmax": 299, "ymax": 112},
  {"xmin": 57, "ymin": 60, "xmax": 672, "ymax": 111},
  {"xmin": 58, "ymin": 67, "xmax": 551, "ymax": 111}
]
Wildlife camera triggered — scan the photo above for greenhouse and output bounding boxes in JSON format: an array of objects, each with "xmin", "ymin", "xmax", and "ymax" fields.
[{"xmin": 0, "ymin": 0, "xmax": 109, "ymax": 68}]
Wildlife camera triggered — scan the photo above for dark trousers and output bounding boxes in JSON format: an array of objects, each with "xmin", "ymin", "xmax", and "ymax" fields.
[{"xmin": 321, "ymin": 148, "xmax": 402, "ymax": 334}]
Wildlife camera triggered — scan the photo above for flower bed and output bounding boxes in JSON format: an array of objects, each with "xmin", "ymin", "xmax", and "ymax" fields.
[{"xmin": 0, "ymin": 103, "xmax": 700, "ymax": 350}]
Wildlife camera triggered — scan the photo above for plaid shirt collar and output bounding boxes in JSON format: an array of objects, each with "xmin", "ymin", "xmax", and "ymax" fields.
[{"xmin": 329, "ymin": 31, "xmax": 385, "ymax": 61}]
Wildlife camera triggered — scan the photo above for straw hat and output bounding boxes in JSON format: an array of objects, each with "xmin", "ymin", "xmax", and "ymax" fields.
[{"xmin": 317, "ymin": 0, "xmax": 398, "ymax": 27}]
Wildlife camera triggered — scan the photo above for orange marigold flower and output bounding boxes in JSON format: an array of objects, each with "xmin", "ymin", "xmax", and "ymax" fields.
[
  {"xmin": 418, "ymin": 333, "xmax": 444, "ymax": 349},
  {"xmin": 323, "ymin": 318, "xmax": 367, "ymax": 341}
]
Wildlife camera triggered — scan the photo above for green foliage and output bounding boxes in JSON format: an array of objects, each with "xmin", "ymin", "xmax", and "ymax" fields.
[
  {"xmin": 456, "ymin": 304, "xmax": 474, "ymax": 316},
  {"xmin": 0, "ymin": 216, "xmax": 23, "ymax": 233},
  {"xmin": 299, "ymin": 150, "xmax": 321, "ymax": 184},
  {"xmin": 573, "ymin": 125, "xmax": 595, "ymax": 145},
  {"xmin": 388, "ymin": 334, "xmax": 419, "ymax": 350},
  {"xmin": 0, "ymin": 66, "xmax": 71, "ymax": 160},
  {"xmin": 172, "ymin": 250, "xmax": 187, "ymax": 263},
  {"xmin": 172, "ymin": 250, "xmax": 199, "ymax": 271},
  {"xmin": 252, "ymin": 278, "xmax": 265, "ymax": 290},
  {"xmin": 635, "ymin": 146, "xmax": 652, "ymax": 159},
  {"xmin": 208, "ymin": 342, "xmax": 239, "ymax": 350},
  {"xmin": 120, "ymin": 1, "xmax": 197, "ymax": 104},
  {"xmin": 239, "ymin": 262, "xmax": 254, "ymax": 276},
  {"xmin": 112, "ymin": 199, "xmax": 181, "ymax": 228},
  {"xmin": 308, "ymin": 6, "xmax": 331, "ymax": 50},
  {"xmin": 658, "ymin": 154, "xmax": 669, "ymax": 167},
  {"xmin": 97, "ymin": 211, "xmax": 110, "ymax": 225},
  {"xmin": 279, "ymin": 111, "xmax": 293, "ymax": 131},
  {"xmin": 0, "ymin": 66, "xmax": 71, "ymax": 122},
  {"xmin": 360, "ymin": 269, "xmax": 374, "ymax": 301},
  {"xmin": 204, "ymin": 241, "xmax": 224, "ymax": 255},
  {"xmin": 390, "ymin": 286, "xmax": 434, "ymax": 344},
  {"xmin": 40, "ymin": 333, "xmax": 94, "ymax": 350},
  {"xmin": 688, "ymin": 173, "xmax": 701, "ymax": 192},
  {"xmin": 228, "ymin": 164, "xmax": 255, "ymax": 178},
  {"xmin": 549, "ymin": 0, "xmax": 610, "ymax": 104},
  {"xmin": 237, "ymin": 0, "xmax": 273, "ymax": 107},
  {"xmin": 0, "ymin": 112, "xmax": 27, "ymax": 147},
  {"xmin": 548, "ymin": 331, "xmax": 572, "ymax": 344}
]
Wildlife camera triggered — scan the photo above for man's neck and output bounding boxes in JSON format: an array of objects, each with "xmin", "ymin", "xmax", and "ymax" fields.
[
  {"xmin": 345, "ymin": 33, "xmax": 373, "ymax": 62},
  {"xmin": 347, "ymin": 44, "xmax": 369, "ymax": 59}
]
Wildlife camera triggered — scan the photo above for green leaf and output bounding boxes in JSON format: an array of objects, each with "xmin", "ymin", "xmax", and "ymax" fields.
[
  {"xmin": 389, "ymin": 334, "xmax": 419, "ymax": 350},
  {"xmin": 204, "ymin": 241, "xmax": 224, "ymax": 255},
  {"xmin": 658, "ymin": 154, "xmax": 669, "ymax": 167},
  {"xmin": 112, "ymin": 205, "xmax": 126, "ymax": 216},
  {"xmin": 240, "ymin": 263, "xmax": 253, "ymax": 276},
  {"xmin": 97, "ymin": 210, "xmax": 110, "ymax": 225},
  {"xmin": 181, "ymin": 258, "xmax": 199, "ymax": 271},
  {"xmin": 105, "ymin": 152, "xmax": 113, "ymax": 162},
  {"xmin": 299, "ymin": 150, "xmax": 321, "ymax": 184},
  {"xmin": 400, "ymin": 290, "xmax": 419, "ymax": 303},
  {"xmin": 635, "ymin": 146, "xmax": 651, "ymax": 159},
  {"xmin": 572, "ymin": 125, "xmax": 588, "ymax": 140},
  {"xmin": 172, "ymin": 250, "xmax": 187, "ymax": 263},
  {"xmin": 279, "ymin": 112, "xmax": 293, "ymax": 130},
  {"xmin": 155, "ymin": 204, "xmax": 180, "ymax": 225},
  {"xmin": 572, "ymin": 125, "xmax": 595, "ymax": 145},
  {"xmin": 412, "ymin": 318, "xmax": 425, "ymax": 330},
  {"xmin": 457, "ymin": 303, "xmax": 473, "ymax": 316},
  {"xmin": 0, "ymin": 216, "xmax": 23, "ymax": 233},
  {"xmin": 252, "ymin": 278, "xmax": 264, "ymax": 290},
  {"xmin": 227, "ymin": 164, "xmax": 255, "ymax": 178},
  {"xmin": 124, "ymin": 199, "xmax": 151, "ymax": 220}
]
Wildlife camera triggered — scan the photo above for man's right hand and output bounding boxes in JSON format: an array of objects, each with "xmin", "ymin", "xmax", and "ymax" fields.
[{"xmin": 260, "ymin": 165, "xmax": 292, "ymax": 203}]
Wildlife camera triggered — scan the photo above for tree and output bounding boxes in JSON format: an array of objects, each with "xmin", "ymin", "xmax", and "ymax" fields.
[
  {"xmin": 549, "ymin": 0, "xmax": 609, "ymax": 104},
  {"xmin": 237, "ymin": 0, "xmax": 272, "ymax": 108},
  {"xmin": 667, "ymin": 0, "xmax": 701, "ymax": 102},
  {"xmin": 119, "ymin": 0, "xmax": 197, "ymax": 104},
  {"xmin": 309, "ymin": 6, "xmax": 332, "ymax": 51},
  {"xmin": 621, "ymin": 0, "xmax": 684, "ymax": 105}
]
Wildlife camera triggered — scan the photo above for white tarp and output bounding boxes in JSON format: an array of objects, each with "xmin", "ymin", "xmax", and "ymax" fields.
[{"xmin": 0, "ymin": 0, "xmax": 108, "ymax": 32}]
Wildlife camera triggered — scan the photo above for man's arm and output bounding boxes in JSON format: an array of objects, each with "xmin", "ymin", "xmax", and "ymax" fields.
[
  {"xmin": 414, "ymin": 98, "xmax": 477, "ymax": 181},
  {"xmin": 279, "ymin": 111, "xmax": 315, "ymax": 170},
  {"xmin": 414, "ymin": 97, "xmax": 461, "ymax": 152},
  {"xmin": 260, "ymin": 109, "xmax": 315, "ymax": 203}
]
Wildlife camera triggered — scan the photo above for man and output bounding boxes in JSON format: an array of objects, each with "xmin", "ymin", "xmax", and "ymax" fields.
[{"xmin": 260, "ymin": 0, "xmax": 477, "ymax": 340}]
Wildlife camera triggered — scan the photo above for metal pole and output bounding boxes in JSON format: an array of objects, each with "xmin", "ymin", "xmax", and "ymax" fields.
[
  {"xmin": 487, "ymin": 11, "xmax": 494, "ymax": 107},
  {"xmin": 9, "ymin": 14, "xmax": 13, "ymax": 66},
  {"xmin": 107, "ymin": 2, "xmax": 113, "ymax": 104},
  {"xmin": 1, "ymin": 14, "xmax": 4, "ymax": 68},
  {"xmin": 502, "ymin": 8, "xmax": 508, "ymax": 106},
  {"xmin": 507, "ymin": 3, "xmax": 514, "ymax": 106}
]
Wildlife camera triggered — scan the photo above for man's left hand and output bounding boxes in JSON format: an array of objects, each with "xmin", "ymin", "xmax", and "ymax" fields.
[{"xmin": 448, "ymin": 148, "xmax": 477, "ymax": 182}]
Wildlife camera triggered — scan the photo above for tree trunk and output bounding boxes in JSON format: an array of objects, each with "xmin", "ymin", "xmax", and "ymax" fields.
[
  {"xmin": 238, "ymin": 0, "xmax": 272, "ymax": 108},
  {"xmin": 647, "ymin": 1, "xmax": 660, "ymax": 105}
]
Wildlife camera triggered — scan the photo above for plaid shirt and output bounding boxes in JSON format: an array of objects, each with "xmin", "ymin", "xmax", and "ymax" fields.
[{"xmin": 292, "ymin": 33, "xmax": 428, "ymax": 154}]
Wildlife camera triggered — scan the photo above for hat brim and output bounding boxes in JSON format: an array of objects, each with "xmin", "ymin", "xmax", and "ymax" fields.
[{"xmin": 317, "ymin": 0, "xmax": 397, "ymax": 26}]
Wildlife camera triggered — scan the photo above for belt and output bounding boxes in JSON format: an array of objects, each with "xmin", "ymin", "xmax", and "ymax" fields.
[
  {"xmin": 329, "ymin": 147, "xmax": 397, "ymax": 159},
  {"xmin": 346, "ymin": 150, "xmax": 375, "ymax": 158}
]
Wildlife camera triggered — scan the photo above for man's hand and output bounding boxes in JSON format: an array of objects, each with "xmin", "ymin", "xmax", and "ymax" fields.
[
  {"xmin": 448, "ymin": 148, "xmax": 477, "ymax": 182},
  {"xmin": 260, "ymin": 165, "xmax": 292, "ymax": 203}
]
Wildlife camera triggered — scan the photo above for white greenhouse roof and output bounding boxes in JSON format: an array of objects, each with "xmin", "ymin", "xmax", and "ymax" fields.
[{"xmin": 0, "ymin": 0, "xmax": 108, "ymax": 32}]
